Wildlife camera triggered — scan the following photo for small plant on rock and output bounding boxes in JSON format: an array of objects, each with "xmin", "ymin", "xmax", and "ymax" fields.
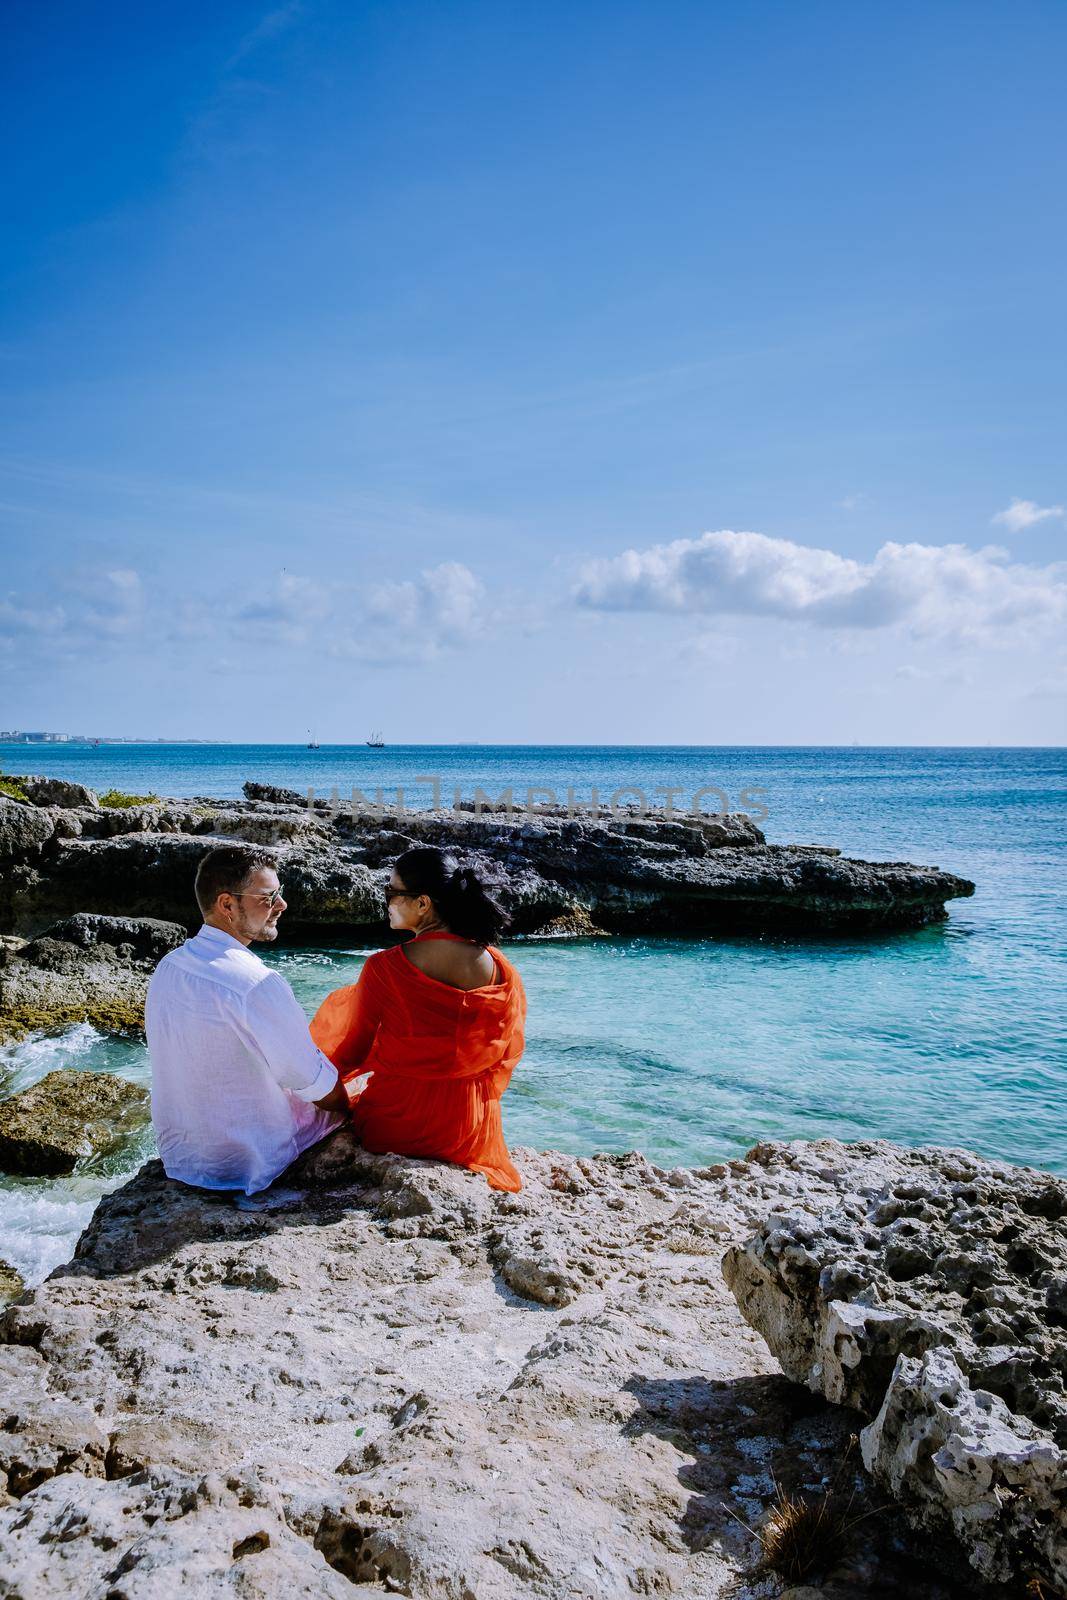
[
  {"xmin": 755, "ymin": 1483, "xmax": 859, "ymax": 1582},
  {"xmin": 728, "ymin": 1439, "xmax": 885, "ymax": 1589},
  {"xmin": 0, "ymin": 769, "xmax": 30, "ymax": 802},
  {"xmin": 98, "ymin": 788, "xmax": 159, "ymax": 809}
]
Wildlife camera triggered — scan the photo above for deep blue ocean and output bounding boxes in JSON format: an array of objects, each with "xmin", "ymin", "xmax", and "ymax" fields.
[{"xmin": 1, "ymin": 743, "xmax": 1064, "ymax": 1285}]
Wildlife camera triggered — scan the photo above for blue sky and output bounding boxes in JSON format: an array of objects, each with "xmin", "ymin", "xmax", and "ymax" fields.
[{"xmin": 2, "ymin": 0, "xmax": 1065, "ymax": 743}]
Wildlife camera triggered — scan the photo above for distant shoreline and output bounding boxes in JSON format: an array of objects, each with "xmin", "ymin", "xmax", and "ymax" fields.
[
  {"xmin": 0, "ymin": 740, "xmax": 224, "ymax": 748},
  {"xmin": 2, "ymin": 740, "xmax": 1063, "ymax": 751}
]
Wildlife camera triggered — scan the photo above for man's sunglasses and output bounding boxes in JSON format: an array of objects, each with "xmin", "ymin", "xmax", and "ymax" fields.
[{"xmin": 234, "ymin": 886, "xmax": 285, "ymax": 907}]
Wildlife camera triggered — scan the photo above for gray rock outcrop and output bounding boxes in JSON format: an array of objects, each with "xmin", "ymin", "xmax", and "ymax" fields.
[
  {"xmin": 0, "ymin": 1137, "xmax": 993, "ymax": 1598},
  {"xmin": 0, "ymin": 782, "xmax": 975, "ymax": 938},
  {"xmin": 720, "ymin": 1140, "xmax": 1066, "ymax": 1589},
  {"xmin": 0, "ymin": 796, "xmax": 55, "ymax": 867},
  {"xmin": 0, "ymin": 1068, "xmax": 149, "ymax": 1176},
  {"xmin": 13, "ymin": 775, "xmax": 100, "ymax": 809},
  {"xmin": 0, "ymin": 913, "xmax": 186, "ymax": 1041}
]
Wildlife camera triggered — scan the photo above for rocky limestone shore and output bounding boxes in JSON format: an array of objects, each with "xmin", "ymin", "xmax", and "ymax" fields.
[
  {"xmin": 0, "ymin": 1135, "xmax": 1044, "ymax": 1599},
  {"xmin": 721, "ymin": 1141, "xmax": 1066, "ymax": 1591},
  {"xmin": 0, "ymin": 913, "xmax": 186, "ymax": 1042},
  {"xmin": 0, "ymin": 777, "xmax": 974, "ymax": 941}
]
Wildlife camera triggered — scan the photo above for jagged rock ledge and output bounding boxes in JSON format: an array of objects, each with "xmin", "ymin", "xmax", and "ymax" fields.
[
  {"xmin": 721, "ymin": 1141, "xmax": 1066, "ymax": 1591},
  {"xmin": 0, "ymin": 1136, "xmax": 1038, "ymax": 1598},
  {"xmin": 0, "ymin": 778, "xmax": 974, "ymax": 939},
  {"xmin": 0, "ymin": 912, "xmax": 185, "ymax": 1042},
  {"xmin": 0, "ymin": 1068, "xmax": 149, "ymax": 1176}
]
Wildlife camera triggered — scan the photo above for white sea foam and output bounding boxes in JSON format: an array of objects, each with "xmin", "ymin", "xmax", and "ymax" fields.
[
  {"xmin": 0, "ymin": 1020, "xmax": 104, "ymax": 1094},
  {"xmin": 0, "ymin": 1174, "xmax": 121, "ymax": 1287}
]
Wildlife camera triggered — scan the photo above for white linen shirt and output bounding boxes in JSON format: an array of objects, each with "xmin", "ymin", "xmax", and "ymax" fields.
[{"xmin": 145, "ymin": 923, "xmax": 340, "ymax": 1195}]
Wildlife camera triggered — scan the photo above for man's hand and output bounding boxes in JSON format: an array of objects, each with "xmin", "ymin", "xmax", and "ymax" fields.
[{"xmin": 314, "ymin": 1076, "xmax": 351, "ymax": 1115}]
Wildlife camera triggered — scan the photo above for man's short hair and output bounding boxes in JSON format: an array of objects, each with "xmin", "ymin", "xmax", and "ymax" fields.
[{"xmin": 194, "ymin": 845, "xmax": 278, "ymax": 917}]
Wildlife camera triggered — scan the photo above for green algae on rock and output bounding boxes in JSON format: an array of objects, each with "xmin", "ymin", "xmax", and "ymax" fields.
[
  {"xmin": 0, "ymin": 1067, "xmax": 149, "ymax": 1177},
  {"xmin": 0, "ymin": 998, "xmax": 150, "ymax": 1041}
]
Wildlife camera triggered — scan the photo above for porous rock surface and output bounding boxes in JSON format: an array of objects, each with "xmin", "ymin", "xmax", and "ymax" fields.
[
  {"xmin": 0, "ymin": 1137, "xmax": 992, "ymax": 1599},
  {"xmin": 14, "ymin": 776, "xmax": 100, "ymax": 810},
  {"xmin": 0, "ymin": 913, "xmax": 186, "ymax": 1041},
  {"xmin": 0, "ymin": 1067, "xmax": 148, "ymax": 1177},
  {"xmin": 0, "ymin": 1259, "xmax": 24, "ymax": 1301},
  {"xmin": 0, "ymin": 778, "xmax": 974, "ymax": 939},
  {"xmin": 720, "ymin": 1140, "xmax": 1066, "ymax": 1589}
]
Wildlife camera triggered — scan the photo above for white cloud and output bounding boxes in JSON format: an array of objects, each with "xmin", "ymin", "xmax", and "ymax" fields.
[
  {"xmin": 0, "ymin": 595, "xmax": 66, "ymax": 637},
  {"xmin": 74, "ymin": 568, "xmax": 145, "ymax": 639},
  {"xmin": 992, "ymin": 498, "xmax": 1064, "ymax": 534},
  {"xmin": 230, "ymin": 562, "xmax": 488, "ymax": 662},
  {"xmin": 574, "ymin": 528, "xmax": 1067, "ymax": 643},
  {"xmin": 235, "ymin": 574, "xmax": 334, "ymax": 646},
  {"xmin": 1, "ymin": 560, "xmax": 491, "ymax": 670},
  {"xmin": 0, "ymin": 569, "xmax": 144, "ymax": 655},
  {"xmin": 350, "ymin": 562, "xmax": 488, "ymax": 661}
]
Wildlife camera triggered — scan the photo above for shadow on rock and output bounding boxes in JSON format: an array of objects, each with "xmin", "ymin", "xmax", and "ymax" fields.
[
  {"xmin": 46, "ymin": 1127, "xmax": 487, "ymax": 1282},
  {"xmin": 622, "ymin": 1371, "xmax": 1012, "ymax": 1600}
]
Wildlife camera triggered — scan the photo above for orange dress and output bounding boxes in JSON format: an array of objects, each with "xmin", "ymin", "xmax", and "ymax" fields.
[{"xmin": 309, "ymin": 931, "xmax": 526, "ymax": 1192}]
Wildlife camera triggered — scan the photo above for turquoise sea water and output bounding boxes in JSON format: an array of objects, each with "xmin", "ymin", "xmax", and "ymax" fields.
[{"xmin": 1, "ymin": 744, "xmax": 1064, "ymax": 1285}]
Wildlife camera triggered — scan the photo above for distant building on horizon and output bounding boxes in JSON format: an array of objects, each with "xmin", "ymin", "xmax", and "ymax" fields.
[{"xmin": 1, "ymin": 729, "xmax": 221, "ymax": 744}]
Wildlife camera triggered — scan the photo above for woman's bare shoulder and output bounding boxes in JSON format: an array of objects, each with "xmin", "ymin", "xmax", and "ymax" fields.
[{"xmin": 403, "ymin": 938, "xmax": 497, "ymax": 989}]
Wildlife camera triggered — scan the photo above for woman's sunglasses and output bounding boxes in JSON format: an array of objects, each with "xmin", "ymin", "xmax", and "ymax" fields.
[{"xmin": 384, "ymin": 885, "xmax": 414, "ymax": 902}]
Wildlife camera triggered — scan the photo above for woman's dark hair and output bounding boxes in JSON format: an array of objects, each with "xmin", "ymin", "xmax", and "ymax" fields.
[{"xmin": 392, "ymin": 847, "xmax": 509, "ymax": 945}]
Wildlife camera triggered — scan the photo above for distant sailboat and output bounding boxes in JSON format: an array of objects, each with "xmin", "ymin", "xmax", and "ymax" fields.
[
  {"xmin": 307, "ymin": 729, "xmax": 320, "ymax": 749},
  {"xmin": 366, "ymin": 730, "xmax": 385, "ymax": 748}
]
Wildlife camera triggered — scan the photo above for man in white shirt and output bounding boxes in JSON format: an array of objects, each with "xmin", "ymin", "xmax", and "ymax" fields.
[{"xmin": 146, "ymin": 845, "xmax": 350, "ymax": 1195}]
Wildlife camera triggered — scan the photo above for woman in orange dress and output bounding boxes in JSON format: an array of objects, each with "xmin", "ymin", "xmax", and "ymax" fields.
[{"xmin": 309, "ymin": 847, "xmax": 526, "ymax": 1192}]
